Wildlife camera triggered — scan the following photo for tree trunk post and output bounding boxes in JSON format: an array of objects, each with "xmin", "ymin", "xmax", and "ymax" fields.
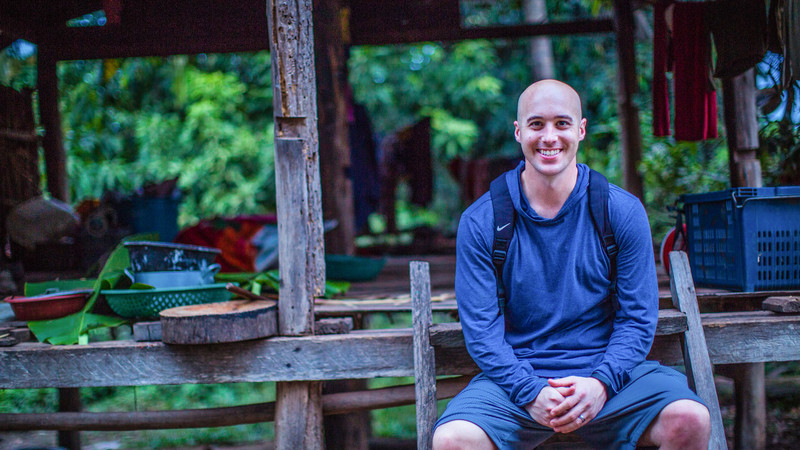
[
  {"xmin": 723, "ymin": 69, "xmax": 762, "ymax": 188},
  {"xmin": 612, "ymin": 0, "xmax": 644, "ymax": 201},
  {"xmin": 721, "ymin": 68, "xmax": 765, "ymax": 450},
  {"xmin": 315, "ymin": 0, "xmax": 355, "ymax": 255},
  {"xmin": 267, "ymin": 0, "xmax": 325, "ymax": 448},
  {"xmin": 523, "ymin": 0, "xmax": 556, "ymax": 81}
]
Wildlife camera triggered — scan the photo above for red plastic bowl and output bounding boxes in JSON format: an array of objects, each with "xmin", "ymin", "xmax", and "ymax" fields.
[{"xmin": 3, "ymin": 290, "xmax": 91, "ymax": 321}]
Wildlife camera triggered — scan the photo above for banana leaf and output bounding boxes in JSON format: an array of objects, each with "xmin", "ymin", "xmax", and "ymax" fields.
[
  {"xmin": 216, "ymin": 270, "xmax": 350, "ymax": 298},
  {"xmin": 27, "ymin": 241, "xmax": 131, "ymax": 345}
]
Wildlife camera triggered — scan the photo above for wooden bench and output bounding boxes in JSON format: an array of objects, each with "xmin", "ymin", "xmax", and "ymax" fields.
[{"xmin": 410, "ymin": 251, "xmax": 727, "ymax": 449}]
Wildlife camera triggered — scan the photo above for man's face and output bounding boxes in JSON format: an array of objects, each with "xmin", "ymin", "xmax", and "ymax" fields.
[{"xmin": 514, "ymin": 84, "xmax": 586, "ymax": 180}]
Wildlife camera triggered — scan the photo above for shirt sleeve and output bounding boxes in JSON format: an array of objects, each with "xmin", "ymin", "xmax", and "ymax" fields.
[
  {"xmin": 591, "ymin": 195, "xmax": 659, "ymax": 395},
  {"xmin": 456, "ymin": 209, "xmax": 548, "ymax": 407}
]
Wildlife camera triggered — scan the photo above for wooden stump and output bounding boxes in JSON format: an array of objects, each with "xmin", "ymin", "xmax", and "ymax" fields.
[{"xmin": 160, "ymin": 300, "xmax": 277, "ymax": 344}]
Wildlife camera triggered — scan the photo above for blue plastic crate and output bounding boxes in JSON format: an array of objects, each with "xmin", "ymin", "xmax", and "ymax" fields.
[{"xmin": 681, "ymin": 187, "xmax": 800, "ymax": 291}]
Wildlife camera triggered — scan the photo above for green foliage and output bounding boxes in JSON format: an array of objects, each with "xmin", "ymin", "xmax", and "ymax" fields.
[
  {"xmin": 640, "ymin": 138, "xmax": 729, "ymax": 238},
  {"xmin": 57, "ymin": 54, "xmax": 277, "ymax": 226},
  {"xmin": 758, "ymin": 119, "xmax": 800, "ymax": 186}
]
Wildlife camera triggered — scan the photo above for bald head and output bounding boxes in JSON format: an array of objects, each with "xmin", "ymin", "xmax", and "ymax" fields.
[{"xmin": 517, "ymin": 79, "xmax": 583, "ymax": 123}]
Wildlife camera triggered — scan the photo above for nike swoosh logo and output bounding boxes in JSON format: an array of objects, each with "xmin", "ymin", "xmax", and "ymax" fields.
[{"xmin": 496, "ymin": 223, "xmax": 511, "ymax": 232}]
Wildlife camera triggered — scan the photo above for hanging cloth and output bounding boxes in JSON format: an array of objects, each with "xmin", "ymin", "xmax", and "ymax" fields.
[
  {"xmin": 705, "ymin": 0, "xmax": 767, "ymax": 79},
  {"xmin": 672, "ymin": 2, "xmax": 718, "ymax": 141},
  {"xmin": 652, "ymin": 0, "xmax": 671, "ymax": 137}
]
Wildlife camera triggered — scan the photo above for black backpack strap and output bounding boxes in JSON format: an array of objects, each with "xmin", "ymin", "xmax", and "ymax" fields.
[
  {"xmin": 588, "ymin": 169, "xmax": 620, "ymax": 310},
  {"xmin": 490, "ymin": 174, "xmax": 515, "ymax": 315}
]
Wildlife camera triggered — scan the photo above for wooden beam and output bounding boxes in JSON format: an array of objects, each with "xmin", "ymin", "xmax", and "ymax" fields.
[
  {"xmin": 43, "ymin": 25, "xmax": 270, "ymax": 61},
  {"xmin": 37, "ymin": 45, "xmax": 68, "ymax": 202},
  {"xmin": 3, "ymin": 310, "xmax": 800, "ymax": 390},
  {"xmin": 0, "ymin": 331, "xmax": 414, "ymax": 389},
  {"xmin": 350, "ymin": 18, "xmax": 614, "ymax": 46},
  {"xmin": 57, "ymin": 388, "xmax": 81, "ymax": 450},
  {"xmin": 0, "ymin": 376, "xmax": 471, "ymax": 432},
  {"xmin": 314, "ymin": 0, "xmax": 355, "ymax": 255},
  {"xmin": 612, "ymin": 0, "xmax": 643, "ymax": 200},
  {"xmin": 268, "ymin": 7, "xmax": 324, "ymax": 449}
]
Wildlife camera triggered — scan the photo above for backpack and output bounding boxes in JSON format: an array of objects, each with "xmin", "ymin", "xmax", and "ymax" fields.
[{"xmin": 489, "ymin": 169, "xmax": 619, "ymax": 315}]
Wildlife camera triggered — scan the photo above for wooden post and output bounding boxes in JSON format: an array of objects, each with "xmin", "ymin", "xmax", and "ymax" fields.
[
  {"xmin": 411, "ymin": 261, "xmax": 436, "ymax": 449},
  {"xmin": 57, "ymin": 388, "xmax": 81, "ymax": 450},
  {"xmin": 669, "ymin": 251, "xmax": 727, "ymax": 450},
  {"xmin": 314, "ymin": 0, "xmax": 355, "ymax": 255},
  {"xmin": 721, "ymin": 69, "xmax": 765, "ymax": 450},
  {"xmin": 267, "ymin": 0, "xmax": 325, "ymax": 448},
  {"xmin": 612, "ymin": 0, "xmax": 644, "ymax": 201},
  {"xmin": 723, "ymin": 69, "xmax": 762, "ymax": 188},
  {"xmin": 37, "ymin": 46, "xmax": 69, "ymax": 202}
]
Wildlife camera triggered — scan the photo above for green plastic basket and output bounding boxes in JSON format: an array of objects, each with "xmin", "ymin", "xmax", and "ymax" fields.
[{"xmin": 102, "ymin": 283, "xmax": 233, "ymax": 319}]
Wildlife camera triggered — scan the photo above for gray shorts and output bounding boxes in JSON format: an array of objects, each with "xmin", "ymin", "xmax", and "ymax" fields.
[{"xmin": 435, "ymin": 361, "xmax": 706, "ymax": 450}]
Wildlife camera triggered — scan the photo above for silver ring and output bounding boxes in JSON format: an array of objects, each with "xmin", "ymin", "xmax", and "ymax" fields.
[{"xmin": 578, "ymin": 414, "xmax": 586, "ymax": 422}]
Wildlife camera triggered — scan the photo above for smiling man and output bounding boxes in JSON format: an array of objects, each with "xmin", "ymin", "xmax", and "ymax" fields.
[{"xmin": 432, "ymin": 80, "xmax": 710, "ymax": 450}]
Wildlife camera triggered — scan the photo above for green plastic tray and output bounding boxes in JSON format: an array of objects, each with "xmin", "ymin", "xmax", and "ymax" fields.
[{"xmin": 102, "ymin": 283, "xmax": 233, "ymax": 319}]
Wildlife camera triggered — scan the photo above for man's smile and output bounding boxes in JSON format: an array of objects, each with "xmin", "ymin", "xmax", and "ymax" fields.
[{"xmin": 537, "ymin": 148, "xmax": 562, "ymax": 157}]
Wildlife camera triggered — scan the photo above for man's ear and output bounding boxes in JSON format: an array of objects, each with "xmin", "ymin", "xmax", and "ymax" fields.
[
  {"xmin": 514, "ymin": 121, "xmax": 521, "ymax": 143},
  {"xmin": 578, "ymin": 118, "xmax": 587, "ymax": 141}
]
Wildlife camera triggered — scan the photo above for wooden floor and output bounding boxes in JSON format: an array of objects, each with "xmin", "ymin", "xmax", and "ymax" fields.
[{"xmin": 317, "ymin": 253, "xmax": 779, "ymax": 318}]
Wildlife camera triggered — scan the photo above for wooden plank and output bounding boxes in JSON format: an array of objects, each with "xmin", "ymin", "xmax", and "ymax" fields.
[
  {"xmin": 350, "ymin": 18, "xmax": 614, "ymax": 46},
  {"xmin": 669, "ymin": 251, "xmax": 727, "ymax": 450},
  {"xmin": 762, "ymin": 296, "xmax": 800, "ymax": 313},
  {"xmin": 701, "ymin": 312, "xmax": 800, "ymax": 364},
  {"xmin": 3, "ymin": 311, "xmax": 800, "ymax": 389},
  {"xmin": 429, "ymin": 309, "xmax": 687, "ymax": 349},
  {"xmin": 275, "ymin": 137, "xmax": 317, "ymax": 335},
  {"xmin": 133, "ymin": 321, "xmax": 162, "ymax": 342},
  {"xmin": 0, "ymin": 331, "xmax": 415, "ymax": 389},
  {"xmin": 411, "ymin": 261, "xmax": 436, "ymax": 450},
  {"xmin": 314, "ymin": 317, "xmax": 353, "ymax": 335}
]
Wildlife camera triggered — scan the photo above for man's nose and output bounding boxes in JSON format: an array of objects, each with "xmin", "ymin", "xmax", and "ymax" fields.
[{"xmin": 541, "ymin": 124, "xmax": 557, "ymax": 142}]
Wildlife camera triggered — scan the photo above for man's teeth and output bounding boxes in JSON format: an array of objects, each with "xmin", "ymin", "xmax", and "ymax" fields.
[{"xmin": 539, "ymin": 149, "xmax": 561, "ymax": 156}]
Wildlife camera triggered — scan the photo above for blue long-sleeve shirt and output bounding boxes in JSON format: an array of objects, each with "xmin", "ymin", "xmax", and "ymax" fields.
[{"xmin": 455, "ymin": 162, "xmax": 658, "ymax": 407}]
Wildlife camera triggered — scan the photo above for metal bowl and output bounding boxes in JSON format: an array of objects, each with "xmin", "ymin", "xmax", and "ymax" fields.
[{"xmin": 124, "ymin": 241, "xmax": 221, "ymax": 272}]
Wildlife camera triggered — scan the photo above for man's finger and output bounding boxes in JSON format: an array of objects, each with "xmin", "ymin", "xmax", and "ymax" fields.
[
  {"xmin": 554, "ymin": 386, "xmax": 573, "ymax": 396},
  {"xmin": 547, "ymin": 377, "xmax": 577, "ymax": 388},
  {"xmin": 549, "ymin": 395, "xmax": 580, "ymax": 417}
]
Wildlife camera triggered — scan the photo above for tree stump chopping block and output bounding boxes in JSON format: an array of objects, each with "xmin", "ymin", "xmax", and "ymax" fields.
[{"xmin": 160, "ymin": 300, "xmax": 277, "ymax": 344}]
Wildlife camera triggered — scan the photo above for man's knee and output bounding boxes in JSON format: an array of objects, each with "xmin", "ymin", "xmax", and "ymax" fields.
[
  {"xmin": 433, "ymin": 420, "xmax": 495, "ymax": 450},
  {"xmin": 658, "ymin": 399, "xmax": 711, "ymax": 446}
]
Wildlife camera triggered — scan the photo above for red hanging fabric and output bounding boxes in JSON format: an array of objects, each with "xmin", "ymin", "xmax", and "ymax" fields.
[
  {"xmin": 652, "ymin": 0, "xmax": 671, "ymax": 137},
  {"xmin": 672, "ymin": 2, "xmax": 718, "ymax": 141}
]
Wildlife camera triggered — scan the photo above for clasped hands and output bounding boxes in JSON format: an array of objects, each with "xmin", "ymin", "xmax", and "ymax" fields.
[{"xmin": 525, "ymin": 376, "xmax": 607, "ymax": 433}]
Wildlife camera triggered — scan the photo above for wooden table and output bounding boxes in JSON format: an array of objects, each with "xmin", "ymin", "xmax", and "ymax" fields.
[{"xmin": 3, "ymin": 255, "xmax": 800, "ymax": 450}]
